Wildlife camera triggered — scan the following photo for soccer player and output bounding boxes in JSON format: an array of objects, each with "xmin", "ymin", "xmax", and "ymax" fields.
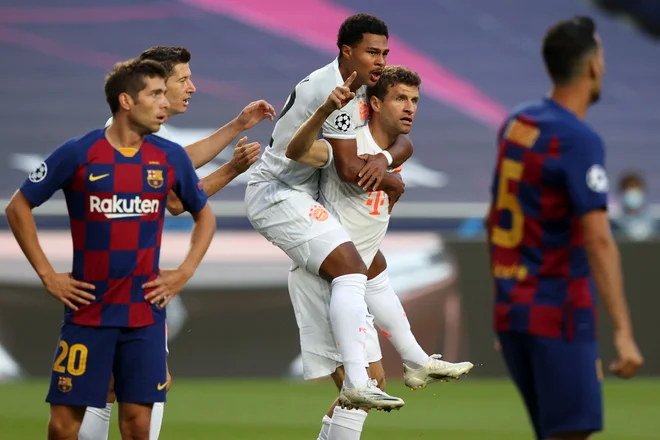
[
  {"xmin": 244, "ymin": 13, "xmax": 417, "ymax": 411},
  {"xmin": 82, "ymin": 46, "xmax": 272, "ymax": 440},
  {"xmin": 4, "ymin": 58, "xmax": 216, "ymax": 440},
  {"xmin": 286, "ymin": 65, "xmax": 474, "ymax": 440},
  {"xmin": 486, "ymin": 16, "xmax": 643, "ymax": 440}
]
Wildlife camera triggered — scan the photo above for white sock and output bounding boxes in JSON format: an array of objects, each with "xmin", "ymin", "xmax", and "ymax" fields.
[
  {"xmin": 317, "ymin": 415, "xmax": 333, "ymax": 440},
  {"xmin": 366, "ymin": 271, "xmax": 429, "ymax": 368},
  {"xmin": 78, "ymin": 403, "xmax": 113, "ymax": 440},
  {"xmin": 330, "ymin": 273, "xmax": 370, "ymax": 388},
  {"xmin": 150, "ymin": 402, "xmax": 165, "ymax": 440},
  {"xmin": 327, "ymin": 407, "xmax": 367, "ymax": 440}
]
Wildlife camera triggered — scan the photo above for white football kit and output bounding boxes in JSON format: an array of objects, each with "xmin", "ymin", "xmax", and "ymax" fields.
[
  {"xmin": 288, "ymin": 124, "xmax": 392, "ymax": 379},
  {"xmin": 244, "ymin": 58, "xmax": 370, "ymax": 275}
]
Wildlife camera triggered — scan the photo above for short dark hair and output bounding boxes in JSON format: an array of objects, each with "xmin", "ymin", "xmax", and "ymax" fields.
[
  {"xmin": 337, "ymin": 13, "xmax": 388, "ymax": 55},
  {"xmin": 104, "ymin": 58, "xmax": 168, "ymax": 114},
  {"xmin": 367, "ymin": 65, "xmax": 421, "ymax": 102},
  {"xmin": 138, "ymin": 46, "xmax": 191, "ymax": 76},
  {"xmin": 542, "ymin": 16, "xmax": 599, "ymax": 85},
  {"xmin": 619, "ymin": 172, "xmax": 645, "ymax": 191}
]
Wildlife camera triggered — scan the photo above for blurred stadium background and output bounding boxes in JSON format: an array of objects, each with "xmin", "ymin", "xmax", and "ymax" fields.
[{"xmin": 0, "ymin": 0, "xmax": 658, "ymax": 438}]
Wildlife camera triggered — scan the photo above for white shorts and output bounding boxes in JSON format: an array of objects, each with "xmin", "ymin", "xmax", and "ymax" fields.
[
  {"xmin": 245, "ymin": 183, "xmax": 350, "ymax": 274},
  {"xmin": 288, "ymin": 264, "xmax": 382, "ymax": 380}
]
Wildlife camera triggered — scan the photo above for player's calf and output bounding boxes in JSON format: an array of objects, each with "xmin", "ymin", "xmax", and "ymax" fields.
[
  {"xmin": 48, "ymin": 405, "xmax": 86, "ymax": 440},
  {"xmin": 118, "ymin": 402, "xmax": 152, "ymax": 440}
]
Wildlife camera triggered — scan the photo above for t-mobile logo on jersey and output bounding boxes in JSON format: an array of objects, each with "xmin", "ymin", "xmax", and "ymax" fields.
[
  {"xmin": 366, "ymin": 190, "xmax": 386, "ymax": 216},
  {"xmin": 89, "ymin": 195, "xmax": 160, "ymax": 219}
]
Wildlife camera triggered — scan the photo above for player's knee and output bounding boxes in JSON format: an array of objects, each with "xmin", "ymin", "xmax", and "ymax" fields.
[
  {"xmin": 119, "ymin": 413, "xmax": 151, "ymax": 440},
  {"xmin": 320, "ymin": 242, "xmax": 368, "ymax": 280},
  {"xmin": 47, "ymin": 417, "xmax": 79, "ymax": 440}
]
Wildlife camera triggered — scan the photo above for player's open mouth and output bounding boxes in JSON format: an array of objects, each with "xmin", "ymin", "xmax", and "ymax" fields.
[
  {"xmin": 156, "ymin": 115, "xmax": 167, "ymax": 123},
  {"xmin": 400, "ymin": 116, "xmax": 413, "ymax": 125},
  {"xmin": 370, "ymin": 71, "xmax": 382, "ymax": 82},
  {"xmin": 183, "ymin": 98, "xmax": 190, "ymax": 107}
]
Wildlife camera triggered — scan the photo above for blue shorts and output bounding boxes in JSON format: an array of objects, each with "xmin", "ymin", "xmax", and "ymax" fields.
[
  {"xmin": 46, "ymin": 321, "xmax": 167, "ymax": 408},
  {"xmin": 498, "ymin": 332, "xmax": 603, "ymax": 440}
]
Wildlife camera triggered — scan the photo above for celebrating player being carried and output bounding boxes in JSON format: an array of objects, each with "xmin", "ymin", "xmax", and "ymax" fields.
[
  {"xmin": 83, "ymin": 45, "xmax": 274, "ymax": 440},
  {"xmin": 4, "ymin": 58, "xmax": 216, "ymax": 440},
  {"xmin": 486, "ymin": 16, "xmax": 643, "ymax": 440},
  {"xmin": 245, "ymin": 13, "xmax": 472, "ymax": 414},
  {"xmin": 286, "ymin": 64, "xmax": 471, "ymax": 440}
]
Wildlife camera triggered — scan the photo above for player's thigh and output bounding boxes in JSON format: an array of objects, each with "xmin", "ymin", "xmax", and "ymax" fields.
[
  {"xmin": 114, "ymin": 320, "xmax": 167, "ymax": 405},
  {"xmin": 47, "ymin": 323, "xmax": 118, "ymax": 409},
  {"xmin": 531, "ymin": 337, "xmax": 603, "ymax": 439},
  {"xmin": 289, "ymin": 267, "xmax": 342, "ymax": 380},
  {"xmin": 48, "ymin": 404, "xmax": 87, "ymax": 438},
  {"xmin": 498, "ymin": 332, "xmax": 543, "ymax": 438}
]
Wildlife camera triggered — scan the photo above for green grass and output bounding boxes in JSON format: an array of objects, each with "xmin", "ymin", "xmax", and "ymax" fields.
[{"xmin": 1, "ymin": 378, "xmax": 658, "ymax": 439}]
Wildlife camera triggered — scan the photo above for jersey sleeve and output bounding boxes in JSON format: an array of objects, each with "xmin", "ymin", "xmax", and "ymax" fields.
[
  {"xmin": 322, "ymin": 107, "xmax": 357, "ymax": 140},
  {"xmin": 170, "ymin": 147, "xmax": 208, "ymax": 214},
  {"xmin": 564, "ymin": 132, "xmax": 608, "ymax": 216},
  {"xmin": 19, "ymin": 140, "xmax": 80, "ymax": 207}
]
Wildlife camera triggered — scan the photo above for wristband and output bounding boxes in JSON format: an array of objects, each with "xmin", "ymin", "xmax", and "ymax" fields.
[{"xmin": 378, "ymin": 150, "xmax": 393, "ymax": 166}]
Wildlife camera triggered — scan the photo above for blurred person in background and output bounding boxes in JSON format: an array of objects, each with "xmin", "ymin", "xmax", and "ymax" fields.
[{"xmin": 612, "ymin": 172, "xmax": 656, "ymax": 240}]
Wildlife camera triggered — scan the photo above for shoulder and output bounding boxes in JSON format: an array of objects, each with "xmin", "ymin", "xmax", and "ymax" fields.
[
  {"xmin": 60, "ymin": 129, "xmax": 105, "ymax": 155},
  {"xmin": 559, "ymin": 121, "xmax": 603, "ymax": 156},
  {"xmin": 298, "ymin": 60, "xmax": 340, "ymax": 102},
  {"xmin": 145, "ymin": 134, "xmax": 188, "ymax": 163}
]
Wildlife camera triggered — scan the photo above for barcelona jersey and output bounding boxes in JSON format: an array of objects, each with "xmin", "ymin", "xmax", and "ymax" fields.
[
  {"xmin": 489, "ymin": 98, "xmax": 608, "ymax": 341},
  {"xmin": 20, "ymin": 128, "xmax": 208, "ymax": 328}
]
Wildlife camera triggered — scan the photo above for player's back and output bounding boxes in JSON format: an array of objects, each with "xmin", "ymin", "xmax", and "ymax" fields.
[
  {"xmin": 249, "ymin": 58, "xmax": 367, "ymax": 204},
  {"xmin": 489, "ymin": 97, "xmax": 607, "ymax": 340},
  {"xmin": 20, "ymin": 128, "xmax": 204, "ymax": 328},
  {"xmin": 320, "ymin": 125, "xmax": 391, "ymax": 268}
]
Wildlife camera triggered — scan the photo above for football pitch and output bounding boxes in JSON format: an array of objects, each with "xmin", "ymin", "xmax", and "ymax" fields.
[{"xmin": 1, "ymin": 378, "xmax": 657, "ymax": 439}]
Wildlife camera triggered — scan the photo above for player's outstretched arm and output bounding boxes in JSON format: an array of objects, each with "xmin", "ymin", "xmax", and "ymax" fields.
[
  {"xmin": 286, "ymin": 72, "xmax": 357, "ymax": 168},
  {"xmin": 184, "ymin": 100, "xmax": 275, "ymax": 169},
  {"xmin": 5, "ymin": 191, "xmax": 96, "ymax": 310},
  {"xmin": 167, "ymin": 137, "xmax": 260, "ymax": 216}
]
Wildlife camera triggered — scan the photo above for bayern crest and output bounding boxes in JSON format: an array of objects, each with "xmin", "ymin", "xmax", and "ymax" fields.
[{"xmin": 147, "ymin": 169, "xmax": 164, "ymax": 189}]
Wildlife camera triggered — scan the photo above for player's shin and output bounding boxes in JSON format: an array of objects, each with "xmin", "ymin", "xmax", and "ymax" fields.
[
  {"xmin": 365, "ymin": 271, "xmax": 428, "ymax": 368},
  {"xmin": 327, "ymin": 407, "xmax": 368, "ymax": 440},
  {"xmin": 78, "ymin": 404, "xmax": 113, "ymax": 440},
  {"xmin": 329, "ymin": 274, "xmax": 370, "ymax": 388}
]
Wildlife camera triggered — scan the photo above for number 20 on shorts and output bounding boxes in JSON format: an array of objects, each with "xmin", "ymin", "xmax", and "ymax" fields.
[
  {"xmin": 53, "ymin": 340, "xmax": 88, "ymax": 376},
  {"xmin": 492, "ymin": 158, "xmax": 524, "ymax": 248}
]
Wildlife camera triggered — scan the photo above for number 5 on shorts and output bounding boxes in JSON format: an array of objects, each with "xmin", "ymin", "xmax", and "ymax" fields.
[
  {"xmin": 492, "ymin": 158, "xmax": 524, "ymax": 248},
  {"xmin": 53, "ymin": 340, "xmax": 88, "ymax": 376}
]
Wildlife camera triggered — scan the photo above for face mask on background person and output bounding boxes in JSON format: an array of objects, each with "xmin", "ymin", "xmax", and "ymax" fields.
[{"xmin": 622, "ymin": 188, "xmax": 645, "ymax": 211}]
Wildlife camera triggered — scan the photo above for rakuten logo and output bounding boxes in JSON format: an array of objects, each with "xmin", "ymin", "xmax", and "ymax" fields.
[{"xmin": 89, "ymin": 195, "xmax": 160, "ymax": 219}]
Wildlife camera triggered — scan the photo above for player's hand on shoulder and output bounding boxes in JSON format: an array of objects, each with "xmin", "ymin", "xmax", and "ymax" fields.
[
  {"xmin": 41, "ymin": 272, "xmax": 96, "ymax": 311},
  {"xmin": 229, "ymin": 136, "xmax": 261, "ymax": 174},
  {"xmin": 322, "ymin": 71, "xmax": 357, "ymax": 114},
  {"xmin": 357, "ymin": 153, "xmax": 391, "ymax": 191},
  {"xmin": 384, "ymin": 171, "xmax": 405, "ymax": 214},
  {"xmin": 142, "ymin": 268, "xmax": 192, "ymax": 309},
  {"xmin": 611, "ymin": 331, "xmax": 644, "ymax": 379},
  {"xmin": 235, "ymin": 100, "xmax": 276, "ymax": 131}
]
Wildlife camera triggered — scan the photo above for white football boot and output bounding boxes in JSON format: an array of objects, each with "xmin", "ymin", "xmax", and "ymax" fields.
[
  {"xmin": 404, "ymin": 354, "xmax": 474, "ymax": 390},
  {"xmin": 338, "ymin": 379, "xmax": 405, "ymax": 412}
]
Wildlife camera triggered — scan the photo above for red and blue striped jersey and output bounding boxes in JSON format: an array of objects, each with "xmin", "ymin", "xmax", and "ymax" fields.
[
  {"xmin": 489, "ymin": 98, "xmax": 608, "ymax": 341},
  {"xmin": 20, "ymin": 128, "xmax": 208, "ymax": 328}
]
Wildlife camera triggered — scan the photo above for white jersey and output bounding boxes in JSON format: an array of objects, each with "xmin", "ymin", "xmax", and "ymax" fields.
[
  {"xmin": 319, "ymin": 125, "xmax": 391, "ymax": 268},
  {"xmin": 105, "ymin": 117, "xmax": 172, "ymax": 141},
  {"xmin": 248, "ymin": 58, "xmax": 369, "ymax": 204}
]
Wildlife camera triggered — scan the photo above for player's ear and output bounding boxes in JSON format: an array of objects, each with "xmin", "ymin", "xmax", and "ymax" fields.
[
  {"xmin": 341, "ymin": 44, "xmax": 352, "ymax": 60},
  {"xmin": 369, "ymin": 95, "xmax": 381, "ymax": 113},
  {"xmin": 118, "ymin": 92, "xmax": 133, "ymax": 111}
]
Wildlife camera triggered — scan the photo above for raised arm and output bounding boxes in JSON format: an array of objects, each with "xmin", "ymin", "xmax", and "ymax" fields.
[
  {"xmin": 184, "ymin": 100, "xmax": 275, "ymax": 169},
  {"xmin": 167, "ymin": 137, "xmax": 260, "ymax": 215}
]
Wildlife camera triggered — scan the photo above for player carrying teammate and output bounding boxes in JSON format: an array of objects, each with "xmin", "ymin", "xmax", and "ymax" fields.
[
  {"xmin": 287, "ymin": 65, "xmax": 474, "ymax": 440},
  {"xmin": 245, "ymin": 13, "xmax": 415, "ymax": 410},
  {"xmin": 486, "ymin": 16, "xmax": 643, "ymax": 440},
  {"xmin": 4, "ymin": 58, "xmax": 216, "ymax": 440},
  {"xmin": 82, "ymin": 46, "xmax": 273, "ymax": 440}
]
